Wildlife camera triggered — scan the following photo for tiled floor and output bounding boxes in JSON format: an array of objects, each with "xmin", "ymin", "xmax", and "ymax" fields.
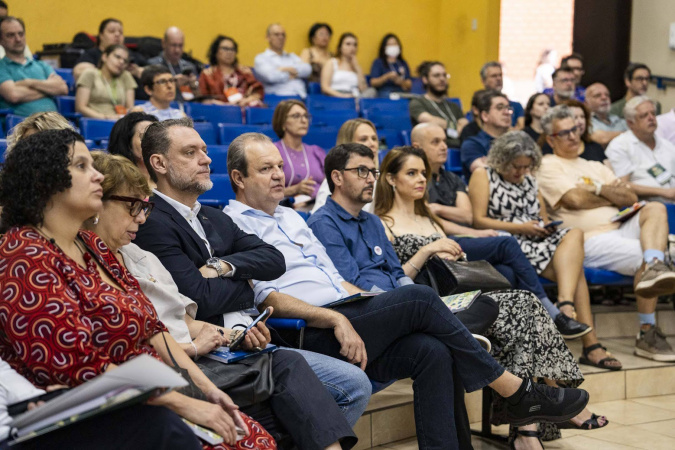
[{"xmin": 371, "ymin": 396, "xmax": 675, "ymax": 449}]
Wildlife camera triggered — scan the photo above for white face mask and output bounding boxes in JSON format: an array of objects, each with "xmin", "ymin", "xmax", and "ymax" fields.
[{"xmin": 384, "ymin": 45, "xmax": 400, "ymax": 58}]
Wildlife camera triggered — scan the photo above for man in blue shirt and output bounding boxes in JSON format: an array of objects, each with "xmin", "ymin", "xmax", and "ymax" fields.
[
  {"xmin": 480, "ymin": 61, "xmax": 524, "ymax": 128},
  {"xmin": 223, "ymin": 132, "xmax": 590, "ymax": 448},
  {"xmin": 0, "ymin": 17, "xmax": 67, "ymax": 116},
  {"xmin": 460, "ymin": 90, "xmax": 511, "ymax": 179},
  {"xmin": 307, "ymin": 142, "xmax": 499, "ymax": 336}
]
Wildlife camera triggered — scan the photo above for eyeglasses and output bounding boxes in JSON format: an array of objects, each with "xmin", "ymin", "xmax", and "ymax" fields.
[
  {"xmin": 551, "ymin": 126, "xmax": 579, "ymax": 139},
  {"xmin": 493, "ymin": 104, "xmax": 513, "ymax": 113},
  {"xmin": 511, "ymin": 162, "xmax": 533, "ymax": 171},
  {"xmin": 107, "ymin": 195, "xmax": 155, "ymax": 218},
  {"xmin": 219, "ymin": 46, "xmax": 236, "ymax": 52},
  {"xmin": 556, "ymin": 78, "xmax": 576, "ymax": 83},
  {"xmin": 287, "ymin": 113, "xmax": 311, "ymax": 121},
  {"xmin": 343, "ymin": 166, "xmax": 380, "ymax": 180},
  {"xmin": 153, "ymin": 78, "xmax": 177, "ymax": 86},
  {"xmin": 633, "ymin": 76, "xmax": 651, "ymax": 83}
]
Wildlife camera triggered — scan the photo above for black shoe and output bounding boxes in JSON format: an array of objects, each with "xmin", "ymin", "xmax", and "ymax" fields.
[
  {"xmin": 554, "ymin": 313, "xmax": 592, "ymax": 340},
  {"xmin": 506, "ymin": 378, "xmax": 589, "ymax": 427}
]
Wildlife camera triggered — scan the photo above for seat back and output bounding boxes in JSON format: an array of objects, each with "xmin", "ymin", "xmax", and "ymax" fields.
[
  {"xmin": 185, "ymin": 103, "xmax": 243, "ymax": 125},
  {"xmin": 218, "ymin": 124, "xmax": 277, "ymax": 147},
  {"xmin": 245, "ymin": 107, "xmax": 275, "ymax": 125},
  {"xmin": 199, "ymin": 173, "xmax": 236, "ymax": 208},
  {"xmin": 264, "ymin": 95, "xmax": 303, "ymax": 108},
  {"xmin": 193, "ymin": 122, "xmax": 218, "ymax": 145},
  {"xmin": 306, "ymin": 95, "xmax": 357, "ymax": 111},
  {"xmin": 310, "ymin": 109, "xmax": 359, "ymax": 128},
  {"xmin": 207, "ymin": 145, "xmax": 229, "ymax": 174},
  {"xmin": 363, "ymin": 110, "xmax": 412, "ymax": 132},
  {"xmin": 304, "ymin": 127, "xmax": 339, "ymax": 150},
  {"xmin": 359, "ymin": 97, "xmax": 409, "ymax": 114},
  {"xmin": 80, "ymin": 118, "xmax": 116, "ymax": 143}
]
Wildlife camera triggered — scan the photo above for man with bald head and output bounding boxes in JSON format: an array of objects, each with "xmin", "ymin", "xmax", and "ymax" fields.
[
  {"xmin": 148, "ymin": 26, "xmax": 199, "ymax": 102},
  {"xmin": 254, "ymin": 23, "xmax": 311, "ymax": 97},
  {"xmin": 585, "ymin": 82, "xmax": 627, "ymax": 146}
]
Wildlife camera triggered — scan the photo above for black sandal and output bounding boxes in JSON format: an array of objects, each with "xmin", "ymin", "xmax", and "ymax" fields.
[
  {"xmin": 558, "ymin": 413, "xmax": 609, "ymax": 430},
  {"xmin": 510, "ymin": 427, "xmax": 543, "ymax": 449},
  {"xmin": 579, "ymin": 343, "xmax": 622, "ymax": 371}
]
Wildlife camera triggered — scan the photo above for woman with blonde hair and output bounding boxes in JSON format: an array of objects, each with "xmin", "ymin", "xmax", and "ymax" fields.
[
  {"xmin": 312, "ymin": 118, "xmax": 380, "ymax": 213},
  {"xmin": 6, "ymin": 111, "xmax": 74, "ymax": 150}
]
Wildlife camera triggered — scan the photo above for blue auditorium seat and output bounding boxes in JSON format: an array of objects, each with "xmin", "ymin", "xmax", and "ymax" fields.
[
  {"xmin": 264, "ymin": 95, "xmax": 303, "ymax": 108},
  {"xmin": 445, "ymin": 148, "xmax": 462, "ymax": 174},
  {"xmin": 5, "ymin": 114, "xmax": 24, "ymax": 132},
  {"xmin": 666, "ymin": 203, "xmax": 675, "ymax": 233},
  {"xmin": 377, "ymin": 129, "xmax": 405, "ymax": 149},
  {"xmin": 218, "ymin": 124, "xmax": 276, "ymax": 146},
  {"xmin": 55, "ymin": 96, "xmax": 82, "ymax": 122},
  {"xmin": 0, "ymin": 139, "xmax": 7, "ymax": 160},
  {"xmin": 186, "ymin": 103, "xmax": 242, "ymax": 126},
  {"xmin": 401, "ymin": 130, "xmax": 411, "ymax": 146},
  {"xmin": 55, "ymin": 68, "xmax": 75, "ymax": 94},
  {"xmin": 379, "ymin": 148, "xmax": 389, "ymax": 165},
  {"xmin": 410, "ymin": 77, "xmax": 425, "ymax": 94},
  {"xmin": 193, "ymin": 122, "xmax": 218, "ymax": 145},
  {"xmin": 359, "ymin": 97, "xmax": 409, "ymax": 114},
  {"xmin": 245, "ymin": 107, "xmax": 275, "ymax": 125},
  {"xmin": 540, "ymin": 267, "xmax": 632, "ymax": 287},
  {"xmin": 308, "ymin": 82, "xmax": 322, "ymax": 95},
  {"xmin": 199, "ymin": 174, "xmax": 235, "ymax": 208},
  {"xmin": 207, "ymin": 145, "xmax": 228, "ymax": 174},
  {"xmin": 363, "ymin": 110, "xmax": 412, "ymax": 132},
  {"xmin": 311, "ymin": 109, "xmax": 358, "ymax": 128},
  {"xmin": 306, "ymin": 95, "xmax": 357, "ymax": 111},
  {"xmin": 448, "ymin": 97, "xmax": 463, "ymax": 111},
  {"xmin": 305, "ymin": 127, "xmax": 339, "ymax": 150},
  {"xmin": 80, "ymin": 118, "xmax": 116, "ymax": 144}
]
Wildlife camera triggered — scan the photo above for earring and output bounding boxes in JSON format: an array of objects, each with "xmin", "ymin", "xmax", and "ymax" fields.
[
  {"xmin": 392, "ymin": 185, "xmax": 396, "ymax": 191},
  {"xmin": 92, "ymin": 215, "xmax": 99, "ymax": 225}
]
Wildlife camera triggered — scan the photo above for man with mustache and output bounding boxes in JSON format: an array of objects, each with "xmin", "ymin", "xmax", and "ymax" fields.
[{"xmin": 549, "ymin": 67, "xmax": 576, "ymax": 106}]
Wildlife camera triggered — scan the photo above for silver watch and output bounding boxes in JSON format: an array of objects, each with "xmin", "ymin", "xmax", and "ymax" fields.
[{"xmin": 206, "ymin": 257, "xmax": 225, "ymax": 278}]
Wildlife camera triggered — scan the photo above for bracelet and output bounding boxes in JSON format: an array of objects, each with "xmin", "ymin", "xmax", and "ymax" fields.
[
  {"xmin": 189, "ymin": 341, "xmax": 198, "ymax": 361},
  {"xmin": 409, "ymin": 261, "xmax": 421, "ymax": 273}
]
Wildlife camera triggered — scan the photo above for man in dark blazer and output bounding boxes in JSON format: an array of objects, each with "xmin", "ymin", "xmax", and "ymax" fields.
[{"xmin": 133, "ymin": 118, "xmax": 373, "ymax": 442}]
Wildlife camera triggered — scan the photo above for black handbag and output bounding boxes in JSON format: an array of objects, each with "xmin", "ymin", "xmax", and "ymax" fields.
[
  {"xmin": 160, "ymin": 333, "xmax": 275, "ymax": 407},
  {"xmin": 196, "ymin": 353, "xmax": 275, "ymax": 408},
  {"xmin": 417, "ymin": 255, "xmax": 511, "ymax": 296}
]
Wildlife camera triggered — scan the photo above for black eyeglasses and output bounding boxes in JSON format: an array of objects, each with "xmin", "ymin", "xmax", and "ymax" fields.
[
  {"xmin": 107, "ymin": 195, "xmax": 155, "ymax": 218},
  {"xmin": 152, "ymin": 78, "xmax": 177, "ymax": 86},
  {"xmin": 343, "ymin": 166, "xmax": 380, "ymax": 180}
]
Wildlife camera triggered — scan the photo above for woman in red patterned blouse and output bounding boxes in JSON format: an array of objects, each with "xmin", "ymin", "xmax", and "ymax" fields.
[
  {"xmin": 0, "ymin": 129, "xmax": 253, "ymax": 447},
  {"xmin": 199, "ymin": 35, "xmax": 264, "ymax": 107}
]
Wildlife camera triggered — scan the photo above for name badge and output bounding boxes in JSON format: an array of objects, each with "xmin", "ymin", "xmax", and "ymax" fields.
[
  {"xmin": 374, "ymin": 246, "xmax": 383, "ymax": 256},
  {"xmin": 446, "ymin": 128, "xmax": 459, "ymax": 139},
  {"xmin": 647, "ymin": 163, "xmax": 673, "ymax": 186}
]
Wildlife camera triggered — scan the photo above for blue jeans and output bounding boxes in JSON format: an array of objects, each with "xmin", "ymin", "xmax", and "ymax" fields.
[
  {"xmin": 290, "ymin": 348, "xmax": 372, "ymax": 427},
  {"xmin": 300, "ymin": 284, "xmax": 504, "ymax": 450}
]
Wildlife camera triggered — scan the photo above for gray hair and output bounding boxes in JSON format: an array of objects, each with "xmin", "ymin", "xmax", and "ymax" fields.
[
  {"xmin": 540, "ymin": 104, "xmax": 574, "ymax": 136},
  {"xmin": 480, "ymin": 61, "xmax": 502, "ymax": 81},
  {"xmin": 227, "ymin": 132, "xmax": 273, "ymax": 193},
  {"xmin": 624, "ymin": 95, "xmax": 655, "ymax": 122},
  {"xmin": 487, "ymin": 131, "xmax": 542, "ymax": 174},
  {"xmin": 141, "ymin": 117, "xmax": 194, "ymax": 182}
]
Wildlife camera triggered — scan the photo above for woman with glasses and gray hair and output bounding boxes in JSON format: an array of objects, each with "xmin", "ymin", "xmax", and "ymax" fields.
[{"xmin": 469, "ymin": 131, "xmax": 623, "ymax": 376}]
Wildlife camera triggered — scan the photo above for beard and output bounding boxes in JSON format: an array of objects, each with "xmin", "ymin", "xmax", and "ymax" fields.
[
  {"xmin": 429, "ymin": 85, "xmax": 449, "ymax": 97},
  {"xmin": 555, "ymin": 89, "xmax": 575, "ymax": 99},
  {"xmin": 167, "ymin": 165, "xmax": 213, "ymax": 196},
  {"xmin": 357, "ymin": 186, "xmax": 374, "ymax": 204}
]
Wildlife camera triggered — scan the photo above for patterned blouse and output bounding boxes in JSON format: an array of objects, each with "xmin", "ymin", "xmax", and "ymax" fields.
[
  {"xmin": 0, "ymin": 227, "xmax": 166, "ymax": 388},
  {"xmin": 199, "ymin": 66, "xmax": 264, "ymax": 103}
]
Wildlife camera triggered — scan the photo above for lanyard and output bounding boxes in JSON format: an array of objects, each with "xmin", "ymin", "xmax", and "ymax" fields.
[
  {"xmin": 280, "ymin": 141, "xmax": 310, "ymax": 187},
  {"xmin": 101, "ymin": 71, "xmax": 119, "ymax": 106},
  {"xmin": 426, "ymin": 96, "xmax": 457, "ymax": 128}
]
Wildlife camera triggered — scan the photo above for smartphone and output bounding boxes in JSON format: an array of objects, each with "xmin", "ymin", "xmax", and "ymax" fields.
[
  {"xmin": 8, "ymin": 388, "xmax": 70, "ymax": 416},
  {"xmin": 544, "ymin": 220, "xmax": 563, "ymax": 229},
  {"xmin": 229, "ymin": 307, "xmax": 272, "ymax": 351}
]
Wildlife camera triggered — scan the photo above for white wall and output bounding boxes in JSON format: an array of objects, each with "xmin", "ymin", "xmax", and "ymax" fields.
[{"xmin": 631, "ymin": 0, "xmax": 675, "ymax": 112}]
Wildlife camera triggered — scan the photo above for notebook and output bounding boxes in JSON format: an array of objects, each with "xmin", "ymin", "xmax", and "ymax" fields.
[{"xmin": 440, "ymin": 290, "xmax": 482, "ymax": 313}]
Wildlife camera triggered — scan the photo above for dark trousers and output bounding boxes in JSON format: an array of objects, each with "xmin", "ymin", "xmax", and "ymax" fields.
[
  {"xmin": 243, "ymin": 349, "xmax": 356, "ymax": 450},
  {"xmin": 302, "ymin": 284, "xmax": 504, "ymax": 450},
  {"xmin": 2, "ymin": 404, "xmax": 202, "ymax": 450},
  {"xmin": 454, "ymin": 236, "xmax": 548, "ymax": 300}
]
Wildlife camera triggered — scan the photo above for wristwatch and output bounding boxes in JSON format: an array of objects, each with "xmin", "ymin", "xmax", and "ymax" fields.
[
  {"xmin": 593, "ymin": 181, "xmax": 603, "ymax": 196},
  {"xmin": 206, "ymin": 257, "xmax": 225, "ymax": 278}
]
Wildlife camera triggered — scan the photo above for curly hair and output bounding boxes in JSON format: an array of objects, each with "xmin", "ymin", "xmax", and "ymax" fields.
[
  {"xmin": 207, "ymin": 35, "xmax": 238, "ymax": 66},
  {"xmin": 487, "ymin": 131, "xmax": 542, "ymax": 175},
  {"xmin": 0, "ymin": 129, "xmax": 84, "ymax": 232}
]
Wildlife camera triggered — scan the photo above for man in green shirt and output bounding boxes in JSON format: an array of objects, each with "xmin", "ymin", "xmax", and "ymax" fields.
[
  {"xmin": 0, "ymin": 17, "xmax": 67, "ymax": 117},
  {"xmin": 610, "ymin": 63, "xmax": 661, "ymax": 119}
]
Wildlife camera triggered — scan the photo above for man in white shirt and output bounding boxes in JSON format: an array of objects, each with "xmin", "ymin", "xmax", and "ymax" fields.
[
  {"xmin": 606, "ymin": 96, "xmax": 675, "ymax": 203},
  {"xmin": 253, "ymin": 24, "xmax": 311, "ymax": 97}
]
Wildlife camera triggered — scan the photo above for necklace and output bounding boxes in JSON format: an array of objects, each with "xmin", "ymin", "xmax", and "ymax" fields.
[{"xmin": 279, "ymin": 140, "xmax": 309, "ymax": 187}]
